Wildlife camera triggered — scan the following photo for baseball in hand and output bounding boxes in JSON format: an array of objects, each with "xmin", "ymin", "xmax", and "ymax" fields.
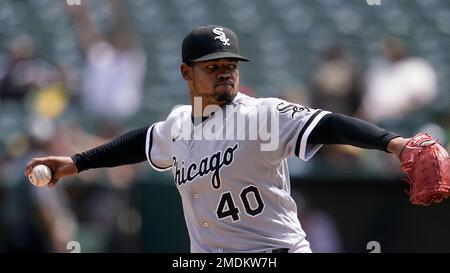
[{"xmin": 29, "ymin": 164, "xmax": 52, "ymax": 187}]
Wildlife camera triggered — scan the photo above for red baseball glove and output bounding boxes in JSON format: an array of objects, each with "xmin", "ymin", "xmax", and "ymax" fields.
[{"xmin": 399, "ymin": 133, "xmax": 450, "ymax": 206}]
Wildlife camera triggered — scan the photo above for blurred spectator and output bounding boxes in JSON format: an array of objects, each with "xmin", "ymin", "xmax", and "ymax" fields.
[
  {"xmin": 239, "ymin": 86, "xmax": 257, "ymax": 98},
  {"xmin": 0, "ymin": 34, "xmax": 71, "ymax": 121},
  {"xmin": 64, "ymin": 0, "xmax": 146, "ymax": 122},
  {"xmin": 358, "ymin": 37, "xmax": 437, "ymax": 123},
  {"xmin": 293, "ymin": 190, "xmax": 343, "ymax": 253},
  {"xmin": 310, "ymin": 44, "xmax": 362, "ymax": 115},
  {"xmin": 279, "ymin": 84, "xmax": 311, "ymax": 107},
  {"xmin": 0, "ymin": 34, "xmax": 36, "ymax": 104},
  {"xmin": 0, "ymin": 35, "xmax": 44, "ymax": 106},
  {"xmin": 308, "ymin": 45, "xmax": 364, "ymax": 174}
]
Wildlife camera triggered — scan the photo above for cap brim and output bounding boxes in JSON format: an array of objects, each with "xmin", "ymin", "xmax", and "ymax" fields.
[{"xmin": 192, "ymin": 51, "xmax": 250, "ymax": 62}]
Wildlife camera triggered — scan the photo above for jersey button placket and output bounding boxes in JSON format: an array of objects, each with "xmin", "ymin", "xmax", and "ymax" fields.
[
  {"xmin": 190, "ymin": 147, "xmax": 196, "ymax": 154},
  {"xmin": 193, "ymin": 193, "xmax": 199, "ymax": 199},
  {"xmin": 202, "ymin": 221, "xmax": 209, "ymax": 228}
]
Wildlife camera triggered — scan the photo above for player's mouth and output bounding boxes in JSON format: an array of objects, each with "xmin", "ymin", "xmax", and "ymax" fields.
[{"xmin": 214, "ymin": 81, "xmax": 234, "ymax": 88}]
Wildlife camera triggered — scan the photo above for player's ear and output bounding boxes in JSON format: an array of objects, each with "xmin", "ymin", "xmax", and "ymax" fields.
[{"xmin": 180, "ymin": 63, "xmax": 192, "ymax": 80}]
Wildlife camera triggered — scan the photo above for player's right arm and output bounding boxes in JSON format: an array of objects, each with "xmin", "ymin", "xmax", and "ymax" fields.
[
  {"xmin": 24, "ymin": 126, "xmax": 150, "ymax": 187},
  {"xmin": 24, "ymin": 156, "xmax": 78, "ymax": 188},
  {"xmin": 24, "ymin": 105, "xmax": 182, "ymax": 188}
]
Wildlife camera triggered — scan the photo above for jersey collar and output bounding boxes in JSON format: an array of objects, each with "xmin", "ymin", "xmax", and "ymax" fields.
[{"xmin": 229, "ymin": 91, "xmax": 248, "ymax": 106}]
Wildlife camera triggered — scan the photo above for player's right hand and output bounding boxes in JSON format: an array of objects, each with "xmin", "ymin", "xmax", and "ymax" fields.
[{"xmin": 24, "ymin": 156, "xmax": 78, "ymax": 188}]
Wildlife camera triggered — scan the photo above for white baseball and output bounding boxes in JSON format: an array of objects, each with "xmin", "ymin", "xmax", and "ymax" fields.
[{"xmin": 29, "ymin": 164, "xmax": 52, "ymax": 187}]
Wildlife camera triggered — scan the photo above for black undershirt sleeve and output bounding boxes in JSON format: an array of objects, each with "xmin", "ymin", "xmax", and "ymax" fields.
[
  {"xmin": 308, "ymin": 113, "xmax": 399, "ymax": 152},
  {"xmin": 71, "ymin": 126, "xmax": 150, "ymax": 173}
]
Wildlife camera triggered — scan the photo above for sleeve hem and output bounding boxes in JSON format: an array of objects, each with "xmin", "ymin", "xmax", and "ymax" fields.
[
  {"xmin": 145, "ymin": 124, "xmax": 172, "ymax": 172},
  {"xmin": 295, "ymin": 110, "xmax": 331, "ymax": 160}
]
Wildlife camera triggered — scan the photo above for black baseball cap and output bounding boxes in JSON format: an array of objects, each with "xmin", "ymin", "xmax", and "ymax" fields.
[{"xmin": 182, "ymin": 25, "xmax": 250, "ymax": 64}]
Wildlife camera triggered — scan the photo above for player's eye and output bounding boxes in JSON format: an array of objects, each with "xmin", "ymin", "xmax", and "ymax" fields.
[
  {"xmin": 228, "ymin": 64, "xmax": 237, "ymax": 70},
  {"xmin": 206, "ymin": 65, "xmax": 216, "ymax": 71}
]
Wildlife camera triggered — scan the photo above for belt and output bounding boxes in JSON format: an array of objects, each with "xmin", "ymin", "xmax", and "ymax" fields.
[{"xmin": 261, "ymin": 248, "xmax": 289, "ymax": 253}]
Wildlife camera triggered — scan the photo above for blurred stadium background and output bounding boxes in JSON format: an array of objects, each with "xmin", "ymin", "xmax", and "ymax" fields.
[{"xmin": 1, "ymin": 0, "xmax": 450, "ymax": 252}]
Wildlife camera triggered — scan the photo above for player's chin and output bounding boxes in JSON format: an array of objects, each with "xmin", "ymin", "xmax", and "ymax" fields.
[{"xmin": 214, "ymin": 86, "xmax": 236, "ymax": 104}]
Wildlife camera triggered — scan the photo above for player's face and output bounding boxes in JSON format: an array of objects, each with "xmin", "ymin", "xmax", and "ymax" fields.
[{"xmin": 183, "ymin": 58, "xmax": 240, "ymax": 107}]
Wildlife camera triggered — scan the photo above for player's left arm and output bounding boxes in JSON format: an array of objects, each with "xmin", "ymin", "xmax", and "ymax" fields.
[
  {"xmin": 309, "ymin": 113, "xmax": 450, "ymax": 206},
  {"xmin": 385, "ymin": 137, "xmax": 410, "ymax": 157},
  {"xmin": 308, "ymin": 113, "xmax": 407, "ymax": 155}
]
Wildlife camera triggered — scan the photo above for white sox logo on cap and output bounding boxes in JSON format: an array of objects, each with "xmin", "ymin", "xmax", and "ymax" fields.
[
  {"xmin": 213, "ymin": 27, "xmax": 230, "ymax": 46},
  {"xmin": 181, "ymin": 25, "xmax": 249, "ymax": 63}
]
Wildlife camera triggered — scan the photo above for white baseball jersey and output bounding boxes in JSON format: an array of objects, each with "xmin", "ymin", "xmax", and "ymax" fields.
[{"xmin": 145, "ymin": 92, "xmax": 330, "ymax": 253}]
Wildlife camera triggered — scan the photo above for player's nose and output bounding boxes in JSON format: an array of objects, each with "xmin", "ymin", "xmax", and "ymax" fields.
[
  {"xmin": 216, "ymin": 66, "xmax": 233, "ymax": 79},
  {"xmin": 217, "ymin": 71, "xmax": 231, "ymax": 81}
]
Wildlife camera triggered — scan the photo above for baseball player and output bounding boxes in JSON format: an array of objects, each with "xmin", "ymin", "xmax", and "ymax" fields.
[{"xmin": 24, "ymin": 25, "xmax": 449, "ymax": 253}]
